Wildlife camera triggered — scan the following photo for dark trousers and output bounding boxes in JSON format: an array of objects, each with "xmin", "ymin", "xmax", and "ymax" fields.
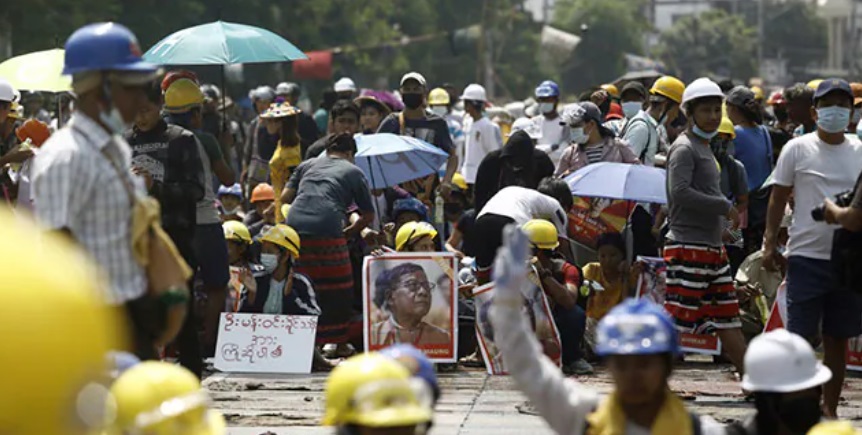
[
  {"xmin": 169, "ymin": 229, "xmax": 203, "ymax": 378},
  {"xmin": 474, "ymin": 213, "xmax": 516, "ymax": 283},
  {"xmin": 631, "ymin": 205, "xmax": 658, "ymax": 258},
  {"xmin": 552, "ymin": 303, "xmax": 587, "ymax": 365}
]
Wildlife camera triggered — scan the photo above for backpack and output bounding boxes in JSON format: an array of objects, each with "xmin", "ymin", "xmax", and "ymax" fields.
[{"xmin": 620, "ymin": 117, "xmax": 657, "ymax": 162}]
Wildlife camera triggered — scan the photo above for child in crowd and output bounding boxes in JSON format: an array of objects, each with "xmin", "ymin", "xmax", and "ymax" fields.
[{"xmin": 217, "ymin": 183, "xmax": 245, "ymax": 222}]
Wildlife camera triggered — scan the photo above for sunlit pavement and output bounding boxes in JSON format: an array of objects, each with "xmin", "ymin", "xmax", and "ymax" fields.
[{"xmin": 207, "ymin": 359, "xmax": 862, "ymax": 434}]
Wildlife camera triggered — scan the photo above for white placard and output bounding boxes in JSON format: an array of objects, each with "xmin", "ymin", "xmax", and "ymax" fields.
[{"xmin": 214, "ymin": 313, "xmax": 317, "ymax": 373}]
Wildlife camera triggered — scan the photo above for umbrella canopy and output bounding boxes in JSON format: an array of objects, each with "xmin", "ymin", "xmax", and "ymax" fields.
[
  {"xmin": 565, "ymin": 162, "xmax": 667, "ymax": 204},
  {"xmin": 144, "ymin": 21, "xmax": 306, "ymax": 65},
  {"xmin": 355, "ymin": 133, "xmax": 449, "ymax": 190},
  {"xmin": 0, "ymin": 49, "xmax": 71, "ymax": 92}
]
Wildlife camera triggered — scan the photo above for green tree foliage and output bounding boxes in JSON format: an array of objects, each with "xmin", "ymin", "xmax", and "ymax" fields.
[
  {"xmin": 553, "ymin": 0, "xmax": 647, "ymax": 94},
  {"xmin": 762, "ymin": 0, "xmax": 827, "ymax": 76},
  {"xmin": 655, "ymin": 9, "xmax": 757, "ymax": 82}
]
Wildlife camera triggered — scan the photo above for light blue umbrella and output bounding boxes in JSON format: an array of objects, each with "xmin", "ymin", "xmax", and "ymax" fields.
[
  {"xmin": 565, "ymin": 162, "xmax": 667, "ymax": 204},
  {"xmin": 143, "ymin": 21, "xmax": 306, "ymax": 65},
  {"xmin": 355, "ymin": 134, "xmax": 449, "ymax": 189}
]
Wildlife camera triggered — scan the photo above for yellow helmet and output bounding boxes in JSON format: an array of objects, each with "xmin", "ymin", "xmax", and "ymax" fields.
[
  {"xmin": 223, "ymin": 220, "xmax": 252, "ymax": 244},
  {"xmin": 105, "ymin": 361, "xmax": 226, "ymax": 435},
  {"xmin": 808, "ymin": 421, "xmax": 861, "ymax": 435},
  {"xmin": 451, "ymin": 173, "xmax": 468, "ymax": 191},
  {"xmin": 650, "ymin": 76, "xmax": 685, "ymax": 104},
  {"xmin": 260, "ymin": 223, "xmax": 301, "ymax": 258},
  {"xmin": 0, "ymin": 207, "xmax": 123, "ymax": 434},
  {"xmin": 322, "ymin": 353, "xmax": 433, "ymax": 428},
  {"xmin": 280, "ymin": 203, "xmax": 291, "ymax": 221},
  {"xmin": 395, "ymin": 221, "xmax": 438, "ymax": 252},
  {"xmin": 751, "ymin": 85, "xmax": 765, "ymax": 101},
  {"xmin": 8, "ymin": 101, "xmax": 22, "ymax": 119},
  {"xmin": 427, "ymin": 88, "xmax": 450, "ymax": 106},
  {"xmin": 521, "ymin": 219, "xmax": 559, "ymax": 250},
  {"xmin": 600, "ymin": 83, "xmax": 620, "ymax": 99},
  {"xmin": 164, "ymin": 78, "xmax": 205, "ymax": 113},
  {"xmin": 807, "ymin": 79, "xmax": 824, "ymax": 90},
  {"xmin": 718, "ymin": 117, "xmax": 736, "ymax": 139}
]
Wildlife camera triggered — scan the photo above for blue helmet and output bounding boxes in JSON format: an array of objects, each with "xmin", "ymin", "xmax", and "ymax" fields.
[
  {"xmin": 595, "ymin": 298, "xmax": 680, "ymax": 357},
  {"xmin": 217, "ymin": 183, "xmax": 243, "ymax": 199},
  {"xmin": 535, "ymin": 80, "xmax": 560, "ymax": 98},
  {"xmin": 379, "ymin": 344, "xmax": 440, "ymax": 402},
  {"xmin": 393, "ymin": 198, "xmax": 428, "ymax": 222},
  {"xmin": 63, "ymin": 22, "xmax": 157, "ymax": 75}
]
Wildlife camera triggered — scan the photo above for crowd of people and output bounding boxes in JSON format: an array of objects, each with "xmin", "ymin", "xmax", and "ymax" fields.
[{"xmin": 2, "ymin": 19, "xmax": 862, "ymax": 435}]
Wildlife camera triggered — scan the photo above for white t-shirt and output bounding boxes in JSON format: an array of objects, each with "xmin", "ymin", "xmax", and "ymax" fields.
[
  {"xmin": 461, "ymin": 115, "xmax": 503, "ymax": 183},
  {"xmin": 531, "ymin": 114, "xmax": 567, "ymax": 167},
  {"xmin": 772, "ymin": 133, "xmax": 862, "ymax": 260},
  {"xmin": 478, "ymin": 186, "xmax": 567, "ymax": 235}
]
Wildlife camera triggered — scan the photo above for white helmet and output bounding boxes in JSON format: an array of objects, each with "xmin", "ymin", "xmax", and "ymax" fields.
[
  {"xmin": 510, "ymin": 117, "xmax": 542, "ymax": 139},
  {"xmin": 681, "ymin": 77, "xmax": 724, "ymax": 106},
  {"xmin": 334, "ymin": 77, "xmax": 356, "ymax": 93},
  {"xmin": 741, "ymin": 329, "xmax": 832, "ymax": 393},
  {"xmin": 460, "ymin": 84, "xmax": 487, "ymax": 102},
  {"xmin": 0, "ymin": 78, "xmax": 16, "ymax": 103}
]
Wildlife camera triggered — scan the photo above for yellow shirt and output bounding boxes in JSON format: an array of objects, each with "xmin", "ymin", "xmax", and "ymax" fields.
[
  {"xmin": 269, "ymin": 142, "xmax": 301, "ymax": 222},
  {"xmin": 582, "ymin": 263, "xmax": 626, "ymax": 320}
]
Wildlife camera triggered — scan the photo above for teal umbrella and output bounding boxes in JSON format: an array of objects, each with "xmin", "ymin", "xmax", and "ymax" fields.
[{"xmin": 143, "ymin": 21, "xmax": 306, "ymax": 65}]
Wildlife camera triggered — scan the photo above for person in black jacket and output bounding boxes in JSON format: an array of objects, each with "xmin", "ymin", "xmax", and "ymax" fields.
[{"xmin": 473, "ymin": 130, "xmax": 555, "ymax": 211}]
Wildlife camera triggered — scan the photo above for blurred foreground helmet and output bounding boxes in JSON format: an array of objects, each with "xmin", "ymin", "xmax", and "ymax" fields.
[
  {"xmin": 0, "ymin": 207, "xmax": 124, "ymax": 434},
  {"xmin": 105, "ymin": 361, "xmax": 225, "ymax": 435},
  {"xmin": 595, "ymin": 298, "xmax": 679, "ymax": 357}
]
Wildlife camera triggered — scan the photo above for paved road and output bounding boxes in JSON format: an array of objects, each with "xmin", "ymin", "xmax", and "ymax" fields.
[{"xmin": 207, "ymin": 360, "xmax": 862, "ymax": 435}]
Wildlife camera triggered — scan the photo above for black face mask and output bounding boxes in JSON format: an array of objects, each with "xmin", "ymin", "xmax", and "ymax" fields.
[
  {"xmin": 776, "ymin": 396, "xmax": 822, "ymax": 434},
  {"xmin": 710, "ymin": 137, "xmax": 731, "ymax": 158},
  {"xmin": 402, "ymin": 93, "xmax": 424, "ymax": 110},
  {"xmin": 443, "ymin": 203, "xmax": 464, "ymax": 217}
]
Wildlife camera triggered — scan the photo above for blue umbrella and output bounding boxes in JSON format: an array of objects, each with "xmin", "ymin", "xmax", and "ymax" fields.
[
  {"xmin": 564, "ymin": 162, "xmax": 667, "ymax": 204},
  {"xmin": 355, "ymin": 134, "xmax": 449, "ymax": 190},
  {"xmin": 143, "ymin": 21, "xmax": 306, "ymax": 65}
]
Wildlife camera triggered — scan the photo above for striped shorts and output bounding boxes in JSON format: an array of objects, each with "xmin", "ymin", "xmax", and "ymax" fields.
[{"xmin": 663, "ymin": 241, "xmax": 741, "ymax": 333}]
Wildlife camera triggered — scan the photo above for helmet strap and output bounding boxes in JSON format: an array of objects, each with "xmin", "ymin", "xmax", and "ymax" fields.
[{"xmin": 97, "ymin": 73, "xmax": 127, "ymax": 136}]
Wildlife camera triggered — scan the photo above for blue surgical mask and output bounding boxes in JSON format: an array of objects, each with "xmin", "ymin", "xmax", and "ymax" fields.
[
  {"xmin": 569, "ymin": 127, "xmax": 588, "ymax": 144},
  {"xmin": 539, "ymin": 102, "xmax": 556, "ymax": 115},
  {"xmin": 817, "ymin": 106, "xmax": 852, "ymax": 133},
  {"xmin": 260, "ymin": 253, "xmax": 279, "ymax": 273},
  {"xmin": 622, "ymin": 102, "xmax": 642, "ymax": 119},
  {"xmin": 692, "ymin": 124, "xmax": 718, "ymax": 141}
]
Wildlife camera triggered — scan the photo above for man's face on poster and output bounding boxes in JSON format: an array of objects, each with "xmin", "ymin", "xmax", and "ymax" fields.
[
  {"xmin": 388, "ymin": 270, "xmax": 434, "ymax": 321},
  {"xmin": 589, "ymin": 198, "xmax": 611, "ymax": 218}
]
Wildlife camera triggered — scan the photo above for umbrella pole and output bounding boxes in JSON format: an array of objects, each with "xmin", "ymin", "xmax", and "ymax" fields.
[{"xmin": 221, "ymin": 65, "xmax": 227, "ymax": 134}]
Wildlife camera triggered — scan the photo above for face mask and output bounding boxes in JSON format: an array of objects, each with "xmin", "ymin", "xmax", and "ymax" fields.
[
  {"xmin": 402, "ymin": 93, "xmax": 424, "ymax": 110},
  {"xmin": 260, "ymin": 253, "xmax": 279, "ymax": 273},
  {"xmin": 776, "ymin": 396, "xmax": 822, "ymax": 434},
  {"xmin": 443, "ymin": 203, "xmax": 464, "ymax": 217},
  {"xmin": 539, "ymin": 102, "xmax": 556, "ymax": 115},
  {"xmin": 222, "ymin": 206, "xmax": 242, "ymax": 215},
  {"xmin": 816, "ymin": 106, "xmax": 851, "ymax": 133},
  {"xmin": 710, "ymin": 137, "xmax": 730, "ymax": 157},
  {"xmin": 692, "ymin": 124, "xmax": 718, "ymax": 141},
  {"xmin": 622, "ymin": 102, "xmax": 642, "ymax": 119},
  {"xmin": 430, "ymin": 106, "xmax": 447, "ymax": 117},
  {"xmin": 100, "ymin": 106, "xmax": 130, "ymax": 136},
  {"xmin": 569, "ymin": 127, "xmax": 589, "ymax": 144}
]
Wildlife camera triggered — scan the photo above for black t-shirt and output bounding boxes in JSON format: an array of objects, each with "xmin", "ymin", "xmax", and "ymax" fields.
[
  {"xmin": 456, "ymin": 208, "xmax": 478, "ymax": 257},
  {"xmin": 377, "ymin": 112, "xmax": 453, "ymax": 155}
]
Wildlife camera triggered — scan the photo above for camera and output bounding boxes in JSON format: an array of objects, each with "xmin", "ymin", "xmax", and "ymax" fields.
[{"xmin": 811, "ymin": 190, "xmax": 855, "ymax": 221}]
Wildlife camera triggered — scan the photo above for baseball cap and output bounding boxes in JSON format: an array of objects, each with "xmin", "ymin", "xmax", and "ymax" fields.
[
  {"xmin": 620, "ymin": 81, "xmax": 647, "ymax": 99},
  {"xmin": 400, "ymin": 72, "xmax": 426, "ymax": 88},
  {"xmin": 814, "ymin": 78, "xmax": 853, "ymax": 103},
  {"xmin": 334, "ymin": 77, "xmax": 356, "ymax": 93},
  {"xmin": 561, "ymin": 102, "xmax": 602, "ymax": 126},
  {"xmin": 726, "ymin": 86, "xmax": 756, "ymax": 107},
  {"xmin": 509, "ymin": 117, "xmax": 542, "ymax": 139}
]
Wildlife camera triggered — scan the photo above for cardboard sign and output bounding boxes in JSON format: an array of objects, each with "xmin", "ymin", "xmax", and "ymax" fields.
[
  {"xmin": 473, "ymin": 269, "xmax": 562, "ymax": 375},
  {"xmin": 635, "ymin": 256, "xmax": 722, "ymax": 356},
  {"xmin": 214, "ymin": 313, "xmax": 317, "ymax": 373},
  {"xmin": 567, "ymin": 197, "xmax": 634, "ymax": 249},
  {"xmin": 363, "ymin": 253, "xmax": 458, "ymax": 362}
]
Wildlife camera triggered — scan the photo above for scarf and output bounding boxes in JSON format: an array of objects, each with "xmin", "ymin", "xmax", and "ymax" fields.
[{"xmin": 586, "ymin": 390, "xmax": 692, "ymax": 435}]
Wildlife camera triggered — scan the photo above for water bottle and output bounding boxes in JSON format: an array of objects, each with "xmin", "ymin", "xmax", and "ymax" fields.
[{"xmin": 434, "ymin": 193, "xmax": 445, "ymax": 234}]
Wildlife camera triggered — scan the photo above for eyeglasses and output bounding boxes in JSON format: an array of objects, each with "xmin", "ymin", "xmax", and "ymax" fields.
[{"xmin": 397, "ymin": 280, "xmax": 436, "ymax": 293}]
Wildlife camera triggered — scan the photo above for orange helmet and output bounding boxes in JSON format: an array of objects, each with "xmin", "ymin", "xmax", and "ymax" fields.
[
  {"xmin": 251, "ymin": 183, "xmax": 276, "ymax": 203},
  {"xmin": 16, "ymin": 119, "xmax": 51, "ymax": 147},
  {"xmin": 161, "ymin": 70, "xmax": 199, "ymax": 93}
]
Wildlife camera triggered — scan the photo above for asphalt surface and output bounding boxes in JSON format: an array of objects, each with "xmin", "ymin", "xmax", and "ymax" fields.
[{"xmin": 206, "ymin": 358, "xmax": 862, "ymax": 434}]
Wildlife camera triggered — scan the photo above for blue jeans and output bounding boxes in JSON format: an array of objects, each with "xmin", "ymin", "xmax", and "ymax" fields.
[{"xmin": 552, "ymin": 303, "xmax": 587, "ymax": 365}]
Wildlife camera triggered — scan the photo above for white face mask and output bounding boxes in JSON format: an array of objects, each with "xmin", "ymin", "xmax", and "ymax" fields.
[
  {"xmin": 260, "ymin": 253, "xmax": 279, "ymax": 273},
  {"xmin": 569, "ymin": 127, "xmax": 589, "ymax": 144},
  {"xmin": 622, "ymin": 101, "xmax": 642, "ymax": 119},
  {"xmin": 539, "ymin": 102, "xmax": 556, "ymax": 115},
  {"xmin": 430, "ymin": 106, "xmax": 447, "ymax": 117},
  {"xmin": 100, "ymin": 106, "xmax": 130, "ymax": 136},
  {"xmin": 223, "ymin": 206, "xmax": 242, "ymax": 215}
]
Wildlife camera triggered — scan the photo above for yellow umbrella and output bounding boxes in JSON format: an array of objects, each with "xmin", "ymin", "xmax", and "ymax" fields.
[{"xmin": 0, "ymin": 49, "xmax": 71, "ymax": 93}]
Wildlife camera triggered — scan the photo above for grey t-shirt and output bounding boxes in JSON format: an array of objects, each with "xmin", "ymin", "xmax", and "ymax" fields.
[
  {"xmin": 194, "ymin": 131, "xmax": 223, "ymax": 225},
  {"xmin": 666, "ymin": 132, "xmax": 732, "ymax": 246},
  {"xmin": 286, "ymin": 155, "xmax": 374, "ymax": 238}
]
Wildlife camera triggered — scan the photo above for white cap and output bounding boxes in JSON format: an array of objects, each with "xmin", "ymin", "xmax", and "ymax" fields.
[
  {"xmin": 510, "ymin": 117, "xmax": 542, "ymax": 139},
  {"xmin": 250, "ymin": 86, "xmax": 275, "ymax": 102},
  {"xmin": 741, "ymin": 329, "xmax": 832, "ymax": 393},
  {"xmin": 460, "ymin": 83, "xmax": 487, "ymax": 102},
  {"xmin": 681, "ymin": 77, "xmax": 724, "ymax": 106},
  {"xmin": 0, "ymin": 78, "xmax": 16, "ymax": 102},
  {"xmin": 400, "ymin": 72, "xmax": 426, "ymax": 88},
  {"xmin": 334, "ymin": 77, "xmax": 356, "ymax": 93}
]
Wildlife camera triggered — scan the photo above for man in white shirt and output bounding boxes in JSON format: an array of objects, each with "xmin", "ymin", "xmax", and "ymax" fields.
[
  {"xmin": 460, "ymin": 84, "xmax": 502, "ymax": 188},
  {"xmin": 763, "ymin": 78, "xmax": 862, "ymax": 418},
  {"xmin": 531, "ymin": 80, "xmax": 567, "ymax": 167}
]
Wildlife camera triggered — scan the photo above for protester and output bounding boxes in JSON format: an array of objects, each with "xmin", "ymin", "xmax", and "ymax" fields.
[
  {"xmin": 428, "ymin": 87, "xmax": 465, "ymax": 162},
  {"xmin": 441, "ymin": 175, "xmax": 474, "ymax": 257},
  {"xmin": 0, "ymin": 78, "xmax": 29, "ymax": 182},
  {"xmin": 355, "ymin": 95, "xmax": 390, "ymax": 135},
  {"xmin": 711, "ymin": 117, "xmax": 749, "ymax": 274},
  {"xmin": 276, "ymin": 81, "xmax": 320, "ymax": 149},
  {"xmin": 334, "ymin": 77, "xmax": 357, "ymax": 101},
  {"xmin": 245, "ymin": 182, "xmax": 276, "ymax": 237},
  {"xmin": 378, "ymin": 72, "xmax": 458, "ymax": 202},
  {"xmin": 11, "ymin": 118, "xmax": 51, "ymax": 212},
  {"xmin": 379, "ymin": 344, "xmax": 441, "ymax": 407},
  {"xmin": 726, "ymin": 86, "xmax": 773, "ymax": 254},
  {"xmin": 523, "ymin": 219, "xmax": 592, "ymax": 375},
  {"xmin": 530, "ymin": 80, "xmax": 566, "ymax": 166},
  {"xmin": 604, "ymin": 81, "xmax": 648, "ymax": 135},
  {"xmin": 371, "ymin": 262, "xmax": 450, "ymax": 346},
  {"xmin": 22, "ymin": 91, "xmax": 51, "ymax": 124},
  {"xmin": 395, "ymin": 221, "xmax": 438, "ymax": 253},
  {"xmin": 259, "ymin": 102, "xmax": 302, "ymax": 222},
  {"xmin": 766, "ymin": 90, "xmax": 792, "ymax": 163},
  {"xmin": 322, "ymin": 353, "xmax": 434, "ymax": 434},
  {"xmin": 783, "ymin": 83, "xmax": 816, "ymax": 137},
  {"xmin": 472, "ymin": 130, "xmax": 555, "ymax": 211},
  {"xmin": 314, "ymin": 88, "xmax": 338, "ymax": 135},
  {"xmin": 283, "ymin": 133, "xmax": 374, "ymax": 354},
  {"xmin": 763, "ymin": 79, "xmax": 862, "ymax": 418},
  {"xmin": 242, "ymin": 85, "xmax": 278, "ymax": 195},
  {"xmin": 622, "ymin": 76, "xmax": 685, "ymax": 166},
  {"xmin": 216, "ymin": 183, "xmax": 244, "ymax": 222},
  {"xmin": 665, "ymin": 77, "xmax": 747, "ymax": 376},
  {"xmin": 460, "ymin": 84, "xmax": 503, "ymax": 190},
  {"xmin": 305, "ymin": 100, "xmax": 361, "ymax": 160},
  {"xmin": 555, "ymin": 102, "xmax": 639, "ymax": 177},
  {"xmin": 489, "ymin": 226, "xmax": 725, "ymax": 434},
  {"xmin": 223, "ymin": 220, "xmax": 259, "ymax": 308}
]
